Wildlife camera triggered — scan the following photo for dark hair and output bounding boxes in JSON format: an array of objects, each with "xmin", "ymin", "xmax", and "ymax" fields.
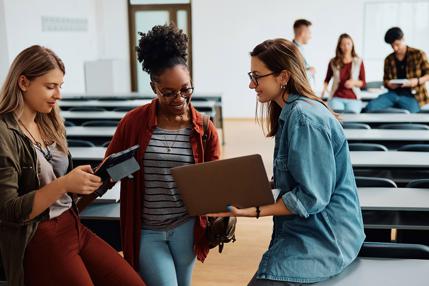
[
  {"xmin": 293, "ymin": 19, "xmax": 312, "ymax": 32},
  {"xmin": 332, "ymin": 33, "xmax": 358, "ymax": 68},
  {"xmin": 136, "ymin": 23, "xmax": 188, "ymax": 82},
  {"xmin": 250, "ymin": 38, "xmax": 331, "ymax": 137},
  {"xmin": 384, "ymin": 27, "xmax": 404, "ymax": 44}
]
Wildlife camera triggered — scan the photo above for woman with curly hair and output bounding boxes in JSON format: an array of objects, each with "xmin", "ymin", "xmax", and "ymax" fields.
[{"xmin": 104, "ymin": 24, "xmax": 220, "ymax": 286}]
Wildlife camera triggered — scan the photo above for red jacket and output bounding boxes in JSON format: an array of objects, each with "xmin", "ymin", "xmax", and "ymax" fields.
[{"xmin": 105, "ymin": 98, "xmax": 221, "ymax": 272}]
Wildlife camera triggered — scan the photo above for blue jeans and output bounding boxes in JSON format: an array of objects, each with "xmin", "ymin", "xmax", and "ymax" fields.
[
  {"xmin": 328, "ymin": 97, "xmax": 362, "ymax": 113},
  {"xmin": 365, "ymin": 91, "xmax": 420, "ymax": 113},
  {"xmin": 139, "ymin": 219, "xmax": 196, "ymax": 286}
]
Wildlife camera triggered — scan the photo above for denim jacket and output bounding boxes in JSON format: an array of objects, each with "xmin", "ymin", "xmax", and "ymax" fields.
[{"xmin": 256, "ymin": 94, "xmax": 365, "ymax": 283}]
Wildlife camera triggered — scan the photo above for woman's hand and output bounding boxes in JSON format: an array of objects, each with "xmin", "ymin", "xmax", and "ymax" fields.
[
  {"xmin": 206, "ymin": 205, "xmax": 256, "ymax": 218},
  {"xmin": 344, "ymin": 80, "xmax": 355, "ymax": 89},
  {"xmin": 59, "ymin": 165, "xmax": 103, "ymax": 195}
]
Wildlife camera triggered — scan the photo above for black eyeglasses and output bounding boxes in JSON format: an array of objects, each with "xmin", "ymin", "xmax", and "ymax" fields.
[
  {"xmin": 248, "ymin": 72, "xmax": 276, "ymax": 86},
  {"xmin": 158, "ymin": 87, "xmax": 194, "ymax": 98}
]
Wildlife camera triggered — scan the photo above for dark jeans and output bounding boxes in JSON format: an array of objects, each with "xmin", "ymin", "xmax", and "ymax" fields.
[{"xmin": 365, "ymin": 91, "xmax": 420, "ymax": 113}]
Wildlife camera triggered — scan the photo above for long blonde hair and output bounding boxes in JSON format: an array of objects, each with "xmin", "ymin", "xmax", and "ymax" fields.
[
  {"xmin": 251, "ymin": 38, "xmax": 334, "ymax": 137},
  {"xmin": 0, "ymin": 45, "xmax": 68, "ymax": 153}
]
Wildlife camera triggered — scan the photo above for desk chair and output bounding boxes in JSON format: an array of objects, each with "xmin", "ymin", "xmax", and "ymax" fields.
[
  {"xmin": 342, "ymin": 122, "xmax": 371, "ymax": 129},
  {"xmin": 359, "ymin": 242, "xmax": 429, "ymax": 259},
  {"xmin": 64, "ymin": 120, "xmax": 76, "ymax": 127},
  {"xmin": 378, "ymin": 123, "xmax": 429, "ymax": 130},
  {"xmin": 333, "ymin": 109, "xmax": 357, "ymax": 114},
  {"xmin": 67, "ymin": 139, "xmax": 96, "ymax": 147},
  {"xmin": 366, "ymin": 108, "xmax": 410, "ymax": 114},
  {"xmin": 81, "ymin": 120, "xmax": 120, "ymax": 127},
  {"xmin": 68, "ymin": 106, "xmax": 107, "ymax": 112},
  {"xmin": 355, "ymin": 176, "xmax": 397, "ymax": 188},
  {"xmin": 349, "ymin": 143, "xmax": 388, "ymax": 151},
  {"xmin": 397, "ymin": 144, "xmax": 429, "ymax": 152},
  {"xmin": 113, "ymin": 106, "xmax": 135, "ymax": 112},
  {"xmin": 406, "ymin": 179, "xmax": 429, "ymax": 188},
  {"xmin": 358, "ymin": 177, "xmax": 397, "ymax": 243}
]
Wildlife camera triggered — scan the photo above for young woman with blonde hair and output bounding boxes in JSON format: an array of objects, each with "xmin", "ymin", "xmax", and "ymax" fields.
[{"xmin": 0, "ymin": 45, "xmax": 144, "ymax": 286}]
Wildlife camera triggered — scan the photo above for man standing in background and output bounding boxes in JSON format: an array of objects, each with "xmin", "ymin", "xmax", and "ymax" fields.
[{"xmin": 293, "ymin": 19, "xmax": 316, "ymax": 89}]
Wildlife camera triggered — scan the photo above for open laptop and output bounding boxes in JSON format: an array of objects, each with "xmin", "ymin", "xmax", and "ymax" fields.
[{"xmin": 171, "ymin": 154, "xmax": 275, "ymax": 216}]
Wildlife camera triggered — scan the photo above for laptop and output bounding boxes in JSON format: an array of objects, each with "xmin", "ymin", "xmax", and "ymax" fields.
[{"xmin": 171, "ymin": 154, "xmax": 275, "ymax": 216}]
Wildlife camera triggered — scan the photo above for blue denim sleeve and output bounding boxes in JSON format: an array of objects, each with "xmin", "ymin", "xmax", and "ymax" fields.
[{"xmin": 281, "ymin": 120, "xmax": 336, "ymax": 218}]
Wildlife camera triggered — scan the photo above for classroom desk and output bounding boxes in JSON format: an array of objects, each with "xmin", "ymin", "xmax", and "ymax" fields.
[
  {"xmin": 70, "ymin": 147, "xmax": 106, "ymax": 162},
  {"xmin": 350, "ymin": 151, "xmax": 429, "ymax": 168},
  {"xmin": 71, "ymin": 148, "xmax": 429, "ymax": 169},
  {"xmin": 62, "ymin": 108, "xmax": 215, "ymax": 122},
  {"xmin": 316, "ymin": 258, "xmax": 429, "ymax": 286},
  {"xmin": 341, "ymin": 113, "xmax": 429, "ymax": 124},
  {"xmin": 66, "ymin": 126, "xmax": 116, "ymax": 137},
  {"xmin": 359, "ymin": 187, "xmax": 429, "ymax": 231},
  {"xmin": 322, "ymin": 90, "xmax": 382, "ymax": 101},
  {"xmin": 359, "ymin": 187, "xmax": 429, "ymax": 211},
  {"xmin": 345, "ymin": 129, "xmax": 429, "ymax": 142},
  {"xmin": 345, "ymin": 129, "xmax": 429, "ymax": 149},
  {"xmin": 59, "ymin": 99, "xmax": 216, "ymax": 110}
]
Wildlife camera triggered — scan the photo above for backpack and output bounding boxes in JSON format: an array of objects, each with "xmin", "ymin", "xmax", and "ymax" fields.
[{"xmin": 201, "ymin": 115, "xmax": 237, "ymax": 253}]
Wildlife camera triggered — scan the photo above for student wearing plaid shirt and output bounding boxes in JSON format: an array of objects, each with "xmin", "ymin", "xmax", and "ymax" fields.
[{"xmin": 366, "ymin": 27, "xmax": 429, "ymax": 113}]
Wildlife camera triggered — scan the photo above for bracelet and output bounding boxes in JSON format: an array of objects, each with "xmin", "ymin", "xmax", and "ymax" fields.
[{"xmin": 255, "ymin": 206, "xmax": 260, "ymax": 219}]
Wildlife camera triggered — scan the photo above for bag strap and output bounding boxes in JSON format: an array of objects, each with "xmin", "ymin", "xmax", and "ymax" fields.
[{"xmin": 201, "ymin": 115, "xmax": 209, "ymax": 161}]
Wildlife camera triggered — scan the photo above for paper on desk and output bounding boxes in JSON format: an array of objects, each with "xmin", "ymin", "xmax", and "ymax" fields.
[
  {"xmin": 389, "ymin": 79, "xmax": 409, "ymax": 85},
  {"xmin": 95, "ymin": 182, "xmax": 120, "ymax": 203}
]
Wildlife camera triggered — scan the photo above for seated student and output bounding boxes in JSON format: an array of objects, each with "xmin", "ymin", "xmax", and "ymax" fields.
[
  {"xmin": 365, "ymin": 27, "xmax": 429, "ymax": 113},
  {"xmin": 322, "ymin": 33, "xmax": 366, "ymax": 113},
  {"xmin": 210, "ymin": 38, "xmax": 365, "ymax": 285},
  {"xmin": 0, "ymin": 45, "xmax": 144, "ymax": 286}
]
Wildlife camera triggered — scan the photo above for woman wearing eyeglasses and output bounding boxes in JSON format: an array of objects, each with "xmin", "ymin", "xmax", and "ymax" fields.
[
  {"xmin": 211, "ymin": 38, "xmax": 364, "ymax": 285},
  {"xmin": 104, "ymin": 24, "xmax": 220, "ymax": 286},
  {"xmin": 0, "ymin": 46, "xmax": 145, "ymax": 286}
]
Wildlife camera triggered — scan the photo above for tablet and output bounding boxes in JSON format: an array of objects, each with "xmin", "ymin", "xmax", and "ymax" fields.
[
  {"xmin": 389, "ymin": 79, "xmax": 409, "ymax": 85},
  {"xmin": 94, "ymin": 144, "xmax": 140, "ymax": 182},
  {"xmin": 171, "ymin": 154, "xmax": 275, "ymax": 215}
]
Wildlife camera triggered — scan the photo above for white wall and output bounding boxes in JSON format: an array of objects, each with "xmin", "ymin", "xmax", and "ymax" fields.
[
  {"xmin": 192, "ymin": 0, "xmax": 367, "ymax": 118},
  {"xmin": 1, "ymin": 0, "xmax": 427, "ymax": 117},
  {"xmin": 0, "ymin": 0, "xmax": 10, "ymax": 85},
  {"xmin": 0, "ymin": 0, "xmax": 130, "ymax": 93}
]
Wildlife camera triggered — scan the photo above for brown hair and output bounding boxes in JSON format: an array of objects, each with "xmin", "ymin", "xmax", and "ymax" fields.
[
  {"xmin": 293, "ymin": 19, "xmax": 312, "ymax": 34},
  {"xmin": 332, "ymin": 33, "xmax": 358, "ymax": 68},
  {"xmin": 250, "ymin": 38, "xmax": 333, "ymax": 137},
  {"xmin": 0, "ymin": 45, "xmax": 68, "ymax": 153}
]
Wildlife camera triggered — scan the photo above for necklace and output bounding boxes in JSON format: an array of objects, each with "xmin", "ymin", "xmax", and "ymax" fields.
[
  {"xmin": 162, "ymin": 131, "xmax": 179, "ymax": 153},
  {"xmin": 18, "ymin": 120, "xmax": 53, "ymax": 162}
]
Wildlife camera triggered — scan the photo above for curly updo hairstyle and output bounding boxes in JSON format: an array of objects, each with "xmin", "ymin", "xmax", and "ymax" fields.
[{"xmin": 136, "ymin": 23, "xmax": 188, "ymax": 82}]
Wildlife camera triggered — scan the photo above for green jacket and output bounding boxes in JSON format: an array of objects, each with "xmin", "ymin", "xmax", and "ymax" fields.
[{"xmin": 0, "ymin": 112, "xmax": 72, "ymax": 286}]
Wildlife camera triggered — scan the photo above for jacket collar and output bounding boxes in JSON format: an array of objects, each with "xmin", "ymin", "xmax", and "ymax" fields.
[
  {"xmin": 2, "ymin": 112, "xmax": 21, "ymax": 132},
  {"xmin": 146, "ymin": 98, "xmax": 204, "ymax": 135}
]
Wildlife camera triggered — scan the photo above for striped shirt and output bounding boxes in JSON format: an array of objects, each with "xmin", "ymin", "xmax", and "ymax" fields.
[{"xmin": 142, "ymin": 127, "xmax": 194, "ymax": 230}]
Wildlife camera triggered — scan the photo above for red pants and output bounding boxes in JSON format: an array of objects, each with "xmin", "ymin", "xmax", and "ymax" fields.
[{"xmin": 24, "ymin": 209, "xmax": 145, "ymax": 286}]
